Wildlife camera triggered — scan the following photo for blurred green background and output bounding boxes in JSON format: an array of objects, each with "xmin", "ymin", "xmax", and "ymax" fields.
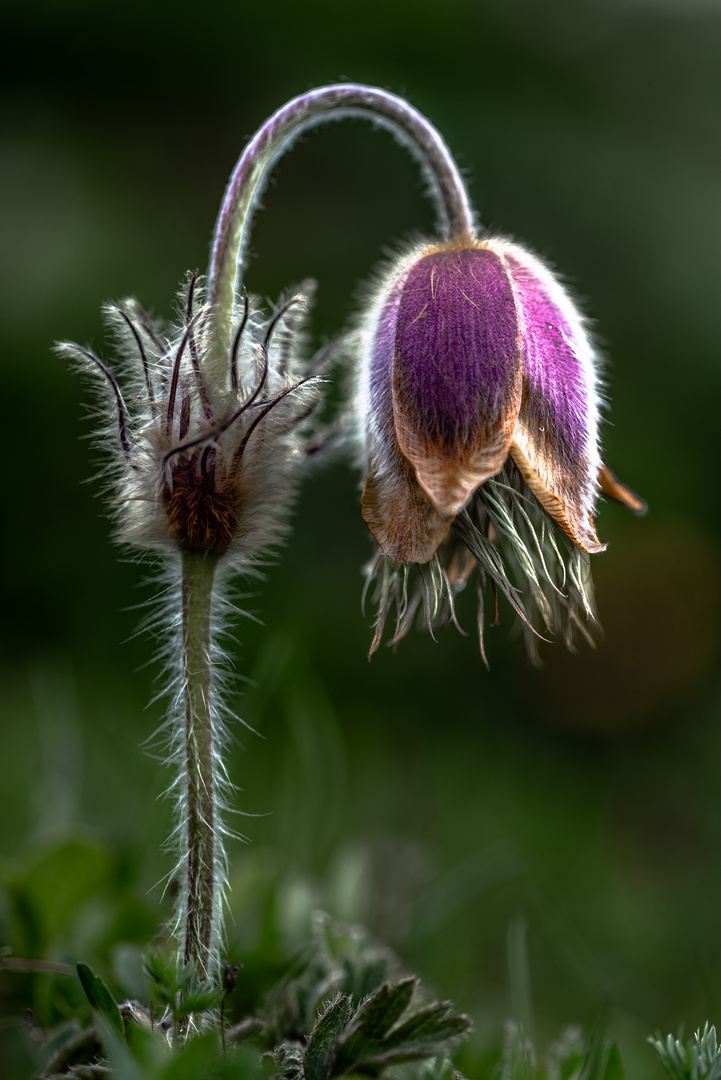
[{"xmin": 1, "ymin": 0, "xmax": 720, "ymax": 1075}]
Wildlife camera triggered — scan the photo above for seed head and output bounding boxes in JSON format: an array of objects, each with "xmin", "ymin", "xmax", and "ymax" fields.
[{"xmin": 58, "ymin": 274, "xmax": 322, "ymax": 571}]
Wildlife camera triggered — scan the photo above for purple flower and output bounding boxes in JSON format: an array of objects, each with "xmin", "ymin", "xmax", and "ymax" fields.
[{"xmin": 359, "ymin": 238, "xmax": 644, "ymax": 661}]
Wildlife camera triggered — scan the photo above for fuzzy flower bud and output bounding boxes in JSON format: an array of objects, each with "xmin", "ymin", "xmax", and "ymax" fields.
[
  {"xmin": 57, "ymin": 276, "xmax": 320, "ymax": 569},
  {"xmin": 359, "ymin": 237, "xmax": 645, "ymax": 660}
]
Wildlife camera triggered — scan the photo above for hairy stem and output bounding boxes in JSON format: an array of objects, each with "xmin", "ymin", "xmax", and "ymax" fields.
[
  {"xmin": 207, "ymin": 83, "xmax": 476, "ymax": 368},
  {"xmin": 180, "ymin": 550, "xmax": 219, "ymax": 986}
]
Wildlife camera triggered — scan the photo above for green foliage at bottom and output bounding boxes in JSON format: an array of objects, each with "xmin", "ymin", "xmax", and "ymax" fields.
[
  {"xmin": 5, "ymin": 830, "xmax": 720, "ymax": 1080},
  {"xmin": 649, "ymin": 1024, "xmax": 721, "ymax": 1080},
  {"xmin": 6, "ymin": 915, "xmax": 471, "ymax": 1080}
]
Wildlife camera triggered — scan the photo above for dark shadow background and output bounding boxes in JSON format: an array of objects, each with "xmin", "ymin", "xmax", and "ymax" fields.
[{"xmin": 1, "ymin": 0, "xmax": 720, "ymax": 1076}]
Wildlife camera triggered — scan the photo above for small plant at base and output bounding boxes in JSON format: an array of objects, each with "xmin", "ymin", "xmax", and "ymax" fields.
[
  {"xmin": 142, "ymin": 951, "xmax": 225, "ymax": 1042},
  {"xmin": 37, "ymin": 916, "xmax": 472, "ymax": 1080},
  {"xmin": 650, "ymin": 1024, "xmax": 721, "ymax": 1080},
  {"xmin": 256, "ymin": 914, "xmax": 471, "ymax": 1080}
]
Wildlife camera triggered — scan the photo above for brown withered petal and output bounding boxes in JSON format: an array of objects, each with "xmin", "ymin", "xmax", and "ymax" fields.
[{"xmin": 362, "ymin": 443, "xmax": 454, "ymax": 564}]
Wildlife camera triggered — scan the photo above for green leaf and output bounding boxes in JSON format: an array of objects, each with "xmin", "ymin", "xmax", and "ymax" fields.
[
  {"xmin": 603, "ymin": 1044, "xmax": 625, "ymax": 1080},
  {"xmin": 384, "ymin": 1001, "xmax": 466, "ymax": 1048},
  {"xmin": 649, "ymin": 1025, "xmax": 721, "ymax": 1080},
  {"xmin": 351, "ymin": 979, "xmax": 416, "ymax": 1042},
  {"xmin": 77, "ymin": 962, "xmax": 124, "ymax": 1038},
  {"xmin": 330, "ymin": 979, "xmax": 469, "ymax": 1079},
  {"xmin": 305, "ymin": 995, "xmax": 355, "ymax": 1080},
  {"xmin": 143, "ymin": 950, "xmax": 178, "ymax": 1011},
  {"xmin": 175, "ymin": 988, "xmax": 224, "ymax": 1018}
]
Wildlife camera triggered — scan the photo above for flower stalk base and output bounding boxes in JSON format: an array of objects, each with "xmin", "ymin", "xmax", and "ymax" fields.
[{"xmin": 180, "ymin": 550, "xmax": 219, "ymax": 984}]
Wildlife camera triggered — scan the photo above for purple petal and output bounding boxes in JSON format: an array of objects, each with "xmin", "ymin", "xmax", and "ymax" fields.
[
  {"xmin": 362, "ymin": 259, "xmax": 455, "ymax": 563},
  {"xmin": 392, "ymin": 246, "xmax": 523, "ymax": 513},
  {"xmin": 495, "ymin": 240, "xmax": 606, "ymax": 553}
]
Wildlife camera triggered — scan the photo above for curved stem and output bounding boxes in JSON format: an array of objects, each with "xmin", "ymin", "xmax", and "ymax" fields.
[
  {"xmin": 207, "ymin": 83, "xmax": 476, "ymax": 361},
  {"xmin": 180, "ymin": 550, "xmax": 219, "ymax": 986}
]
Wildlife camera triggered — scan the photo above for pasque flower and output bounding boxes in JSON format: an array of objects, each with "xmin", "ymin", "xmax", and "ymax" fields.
[
  {"xmin": 57, "ymin": 275, "xmax": 320, "ymax": 990},
  {"xmin": 359, "ymin": 236, "xmax": 645, "ymax": 661},
  {"xmin": 58, "ymin": 78, "xmax": 644, "ymax": 1002},
  {"xmin": 57, "ymin": 84, "xmax": 515, "ymax": 990}
]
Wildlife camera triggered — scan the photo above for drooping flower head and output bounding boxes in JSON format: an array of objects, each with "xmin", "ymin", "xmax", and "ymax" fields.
[{"xmin": 359, "ymin": 236, "xmax": 645, "ymax": 662}]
